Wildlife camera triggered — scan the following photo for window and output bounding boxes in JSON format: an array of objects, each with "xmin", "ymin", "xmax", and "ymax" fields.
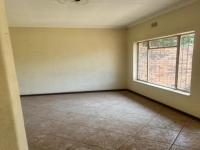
[{"xmin": 136, "ymin": 32, "xmax": 195, "ymax": 93}]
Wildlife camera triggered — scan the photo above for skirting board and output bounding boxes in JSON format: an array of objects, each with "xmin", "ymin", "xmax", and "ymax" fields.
[{"xmin": 20, "ymin": 89, "xmax": 127, "ymax": 96}]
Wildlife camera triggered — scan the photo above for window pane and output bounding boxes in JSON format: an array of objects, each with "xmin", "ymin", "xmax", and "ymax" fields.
[
  {"xmin": 149, "ymin": 37, "xmax": 177, "ymax": 48},
  {"xmin": 148, "ymin": 47, "xmax": 177, "ymax": 88},
  {"xmin": 137, "ymin": 42, "xmax": 148, "ymax": 81},
  {"xmin": 178, "ymin": 33, "xmax": 195, "ymax": 92}
]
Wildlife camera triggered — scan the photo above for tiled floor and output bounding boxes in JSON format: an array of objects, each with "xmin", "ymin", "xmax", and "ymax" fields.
[{"xmin": 21, "ymin": 91, "xmax": 200, "ymax": 150}]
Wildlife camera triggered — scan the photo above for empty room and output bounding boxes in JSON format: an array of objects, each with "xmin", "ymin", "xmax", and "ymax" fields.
[{"xmin": 1, "ymin": 0, "xmax": 200, "ymax": 150}]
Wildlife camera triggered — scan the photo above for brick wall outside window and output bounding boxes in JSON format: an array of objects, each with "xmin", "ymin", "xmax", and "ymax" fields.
[
  {"xmin": 148, "ymin": 47, "xmax": 177, "ymax": 88},
  {"xmin": 137, "ymin": 33, "xmax": 195, "ymax": 93}
]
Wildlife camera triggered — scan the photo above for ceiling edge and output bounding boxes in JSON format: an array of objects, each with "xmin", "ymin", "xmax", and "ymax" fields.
[
  {"xmin": 8, "ymin": 24, "xmax": 127, "ymax": 29},
  {"xmin": 127, "ymin": 0, "xmax": 199, "ymax": 28}
]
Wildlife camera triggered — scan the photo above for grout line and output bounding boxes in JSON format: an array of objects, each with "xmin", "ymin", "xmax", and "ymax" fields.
[
  {"xmin": 168, "ymin": 127, "xmax": 184, "ymax": 150},
  {"xmin": 47, "ymin": 133, "xmax": 105, "ymax": 149},
  {"xmin": 115, "ymin": 115, "xmax": 155, "ymax": 150}
]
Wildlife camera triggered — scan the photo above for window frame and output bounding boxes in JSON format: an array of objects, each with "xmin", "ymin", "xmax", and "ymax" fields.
[{"xmin": 136, "ymin": 31, "xmax": 195, "ymax": 93}]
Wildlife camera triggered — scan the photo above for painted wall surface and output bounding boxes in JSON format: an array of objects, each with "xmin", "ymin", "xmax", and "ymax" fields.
[
  {"xmin": 127, "ymin": 1, "xmax": 200, "ymax": 118},
  {"xmin": 0, "ymin": 0, "xmax": 28, "ymax": 149},
  {"xmin": 10, "ymin": 28, "xmax": 127, "ymax": 95}
]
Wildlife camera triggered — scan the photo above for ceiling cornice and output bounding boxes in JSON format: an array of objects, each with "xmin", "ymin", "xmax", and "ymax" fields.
[
  {"xmin": 9, "ymin": 24, "xmax": 126, "ymax": 29},
  {"xmin": 127, "ymin": 0, "xmax": 199, "ymax": 28}
]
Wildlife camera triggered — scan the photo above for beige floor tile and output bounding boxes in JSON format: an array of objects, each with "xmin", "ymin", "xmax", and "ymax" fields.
[
  {"xmin": 136, "ymin": 126, "xmax": 179, "ymax": 144},
  {"xmin": 70, "ymin": 143, "xmax": 104, "ymax": 150},
  {"xmin": 88, "ymin": 117, "xmax": 143, "ymax": 136},
  {"xmin": 118, "ymin": 138, "xmax": 171, "ymax": 150},
  {"xmin": 50, "ymin": 122, "xmax": 81, "ymax": 140},
  {"xmin": 60, "ymin": 113, "xmax": 96, "ymax": 126},
  {"xmin": 28, "ymin": 134, "xmax": 75, "ymax": 150},
  {"xmin": 170, "ymin": 145, "xmax": 199, "ymax": 150},
  {"xmin": 116, "ymin": 112, "xmax": 152, "ymax": 125},
  {"xmin": 158, "ymin": 108, "xmax": 190, "ymax": 121},
  {"xmin": 25, "ymin": 117, "xmax": 64, "ymax": 138},
  {"xmin": 84, "ymin": 129, "xmax": 130, "ymax": 150},
  {"xmin": 147, "ymin": 116, "xmax": 185, "ymax": 131},
  {"xmin": 69, "ymin": 126, "xmax": 100, "ymax": 142},
  {"xmin": 182, "ymin": 118, "xmax": 200, "ymax": 133},
  {"xmin": 22, "ymin": 91, "xmax": 199, "ymax": 149},
  {"xmin": 174, "ymin": 131, "xmax": 200, "ymax": 149},
  {"xmin": 28, "ymin": 133, "xmax": 103, "ymax": 150}
]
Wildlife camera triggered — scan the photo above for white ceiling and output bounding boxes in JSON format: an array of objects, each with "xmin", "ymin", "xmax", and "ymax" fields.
[{"xmin": 5, "ymin": 0, "xmax": 196, "ymax": 28}]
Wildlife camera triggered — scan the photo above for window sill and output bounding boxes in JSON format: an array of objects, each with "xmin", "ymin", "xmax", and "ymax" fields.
[{"xmin": 133, "ymin": 80, "xmax": 191, "ymax": 96}]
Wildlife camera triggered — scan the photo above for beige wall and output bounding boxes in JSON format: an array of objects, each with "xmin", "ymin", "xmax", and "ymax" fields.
[
  {"xmin": 127, "ymin": 1, "xmax": 200, "ymax": 118},
  {"xmin": 0, "ymin": 0, "xmax": 28, "ymax": 149},
  {"xmin": 10, "ymin": 28, "xmax": 127, "ymax": 95}
]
